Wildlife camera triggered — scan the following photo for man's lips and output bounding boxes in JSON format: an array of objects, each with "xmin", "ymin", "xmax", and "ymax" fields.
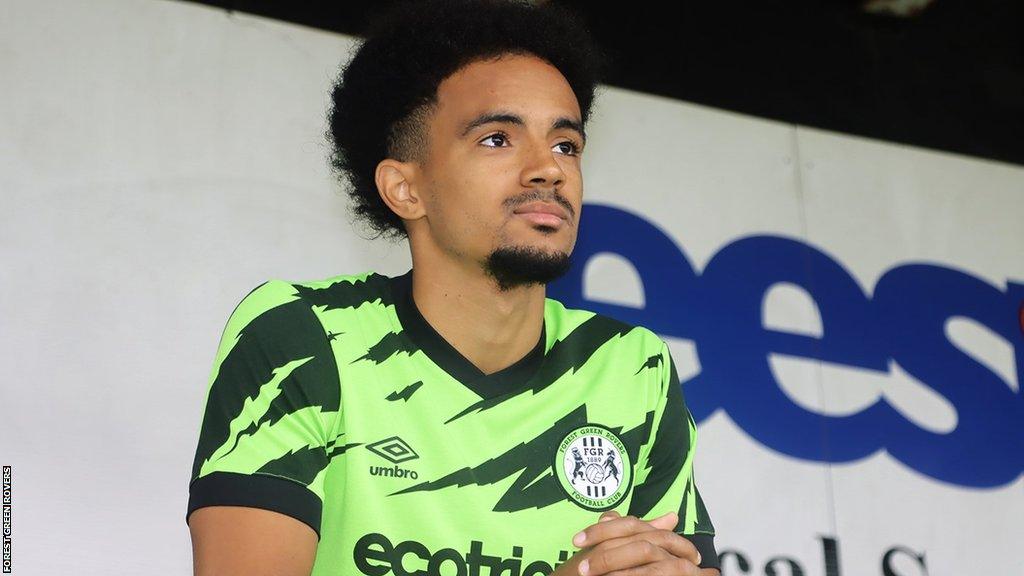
[
  {"xmin": 513, "ymin": 201, "xmax": 570, "ymax": 221},
  {"xmin": 515, "ymin": 212, "xmax": 564, "ymax": 227}
]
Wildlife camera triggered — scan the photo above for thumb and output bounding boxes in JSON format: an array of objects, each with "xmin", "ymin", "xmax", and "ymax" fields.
[{"xmin": 647, "ymin": 511, "xmax": 679, "ymax": 531}]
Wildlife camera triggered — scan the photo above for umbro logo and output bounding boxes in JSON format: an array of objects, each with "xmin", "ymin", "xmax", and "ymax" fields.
[
  {"xmin": 366, "ymin": 436, "xmax": 419, "ymax": 464},
  {"xmin": 366, "ymin": 436, "xmax": 421, "ymax": 480},
  {"xmin": 368, "ymin": 432, "xmax": 419, "ymax": 477}
]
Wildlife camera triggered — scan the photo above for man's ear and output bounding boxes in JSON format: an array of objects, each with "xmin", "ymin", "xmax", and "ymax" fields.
[{"xmin": 375, "ymin": 159, "xmax": 425, "ymax": 223}]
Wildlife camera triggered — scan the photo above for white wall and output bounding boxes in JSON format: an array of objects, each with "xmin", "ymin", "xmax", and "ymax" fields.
[{"xmin": 1, "ymin": 0, "xmax": 1021, "ymax": 574}]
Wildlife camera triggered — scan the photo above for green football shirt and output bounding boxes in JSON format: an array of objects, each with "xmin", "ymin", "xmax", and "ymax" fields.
[{"xmin": 187, "ymin": 269, "xmax": 718, "ymax": 574}]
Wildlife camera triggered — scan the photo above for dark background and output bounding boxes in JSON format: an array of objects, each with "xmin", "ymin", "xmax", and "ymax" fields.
[{"xmin": 182, "ymin": 0, "xmax": 1024, "ymax": 166}]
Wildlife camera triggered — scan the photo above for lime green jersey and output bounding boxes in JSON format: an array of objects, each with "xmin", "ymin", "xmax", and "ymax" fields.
[{"xmin": 187, "ymin": 269, "xmax": 718, "ymax": 574}]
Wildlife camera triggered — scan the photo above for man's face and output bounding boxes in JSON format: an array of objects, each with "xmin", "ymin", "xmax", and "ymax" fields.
[{"xmin": 415, "ymin": 53, "xmax": 585, "ymax": 290}]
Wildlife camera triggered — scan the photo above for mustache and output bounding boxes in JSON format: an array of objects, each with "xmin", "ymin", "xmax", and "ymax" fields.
[{"xmin": 504, "ymin": 189, "xmax": 576, "ymax": 220}]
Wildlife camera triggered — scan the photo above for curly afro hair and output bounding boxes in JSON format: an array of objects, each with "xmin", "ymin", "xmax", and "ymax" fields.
[{"xmin": 325, "ymin": 0, "xmax": 607, "ymax": 240}]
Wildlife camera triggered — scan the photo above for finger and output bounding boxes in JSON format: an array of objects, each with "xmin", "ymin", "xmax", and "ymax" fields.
[
  {"xmin": 602, "ymin": 557, "xmax": 701, "ymax": 576},
  {"xmin": 645, "ymin": 511, "xmax": 678, "ymax": 532},
  {"xmin": 590, "ymin": 527, "xmax": 701, "ymax": 567},
  {"xmin": 578, "ymin": 538, "xmax": 673, "ymax": 576},
  {"xmin": 599, "ymin": 510, "xmax": 621, "ymax": 523},
  {"xmin": 652, "ymin": 529, "xmax": 701, "ymax": 566},
  {"xmin": 598, "ymin": 510, "xmax": 675, "ymax": 545},
  {"xmin": 573, "ymin": 514, "xmax": 668, "ymax": 548}
]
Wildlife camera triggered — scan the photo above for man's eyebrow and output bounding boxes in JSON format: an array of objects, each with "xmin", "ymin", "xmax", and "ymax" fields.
[
  {"xmin": 553, "ymin": 117, "xmax": 587, "ymax": 145},
  {"xmin": 459, "ymin": 111, "xmax": 587, "ymax": 145}
]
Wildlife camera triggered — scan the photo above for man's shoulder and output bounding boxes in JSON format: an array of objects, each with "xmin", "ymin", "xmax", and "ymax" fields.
[
  {"xmin": 274, "ymin": 270, "xmax": 397, "ymax": 310},
  {"xmin": 543, "ymin": 297, "xmax": 667, "ymax": 354},
  {"xmin": 225, "ymin": 271, "xmax": 394, "ymax": 333},
  {"xmin": 282, "ymin": 269, "xmax": 389, "ymax": 293}
]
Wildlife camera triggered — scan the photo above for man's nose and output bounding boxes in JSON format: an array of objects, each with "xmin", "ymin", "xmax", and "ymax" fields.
[{"xmin": 520, "ymin": 141, "xmax": 565, "ymax": 187}]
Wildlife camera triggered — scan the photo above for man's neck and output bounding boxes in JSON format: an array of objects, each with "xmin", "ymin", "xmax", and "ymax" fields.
[{"xmin": 409, "ymin": 260, "xmax": 546, "ymax": 376}]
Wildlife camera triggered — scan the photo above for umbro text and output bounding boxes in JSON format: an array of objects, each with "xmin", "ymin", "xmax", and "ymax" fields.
[{"xmin": 369, "ymin": 465, "xmax": 419, "ymax": 480}]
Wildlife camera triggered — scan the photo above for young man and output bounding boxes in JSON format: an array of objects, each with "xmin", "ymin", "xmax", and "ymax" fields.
[{"xmin": 186, "ymin": 1, "xmax": 720, "ymax": 575}]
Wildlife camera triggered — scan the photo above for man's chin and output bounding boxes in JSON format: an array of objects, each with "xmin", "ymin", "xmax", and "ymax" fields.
[{"xmin": 482, "ymin": 244, "xmax": 572, "ymax": 292}]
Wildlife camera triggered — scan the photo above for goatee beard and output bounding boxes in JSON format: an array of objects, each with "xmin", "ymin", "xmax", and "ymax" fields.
[{"xmin": 483, "ymin": 245, "xmax": 571, "ymax": 292}]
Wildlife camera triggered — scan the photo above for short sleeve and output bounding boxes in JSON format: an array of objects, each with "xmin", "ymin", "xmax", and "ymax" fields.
[
  {"xmin": 628, "ymin": 341, "xmax": 718, "ymax": 570},
  {"xmin": 186, "ymin": 279, "xmax": 342, "ymax": 538}
]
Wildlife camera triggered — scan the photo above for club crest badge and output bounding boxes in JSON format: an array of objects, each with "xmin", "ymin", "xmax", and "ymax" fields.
[{"xmin": 553, "ymin": 424, "xmax": 632, "ymax": 510}]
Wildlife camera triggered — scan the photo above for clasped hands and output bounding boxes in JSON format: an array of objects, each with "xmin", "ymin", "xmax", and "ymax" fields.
[{"xmin": 553, "ymin": 510, "xmax": 704, "ymax": 576}]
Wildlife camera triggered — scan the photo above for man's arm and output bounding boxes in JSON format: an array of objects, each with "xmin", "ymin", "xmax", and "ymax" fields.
[
  {"xmin": 189, "ymin": 507, "xmax": 317, "ymax": 576},
  {"xmin": 186, "ymin": 279, "xmax": 342, "ymax": 575},
  {"xmin": 628, "ymin": 340, "xmax": 720, "ymax": 572}
]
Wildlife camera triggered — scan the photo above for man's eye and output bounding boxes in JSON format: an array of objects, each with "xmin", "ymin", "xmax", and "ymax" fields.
[
  {"xmin": 554, "ymin": 141, "xmax": 582, "ymax": 156},
  {"xmin": 480, "ymin": 133, "xmax": 509, "ymax": 147}
]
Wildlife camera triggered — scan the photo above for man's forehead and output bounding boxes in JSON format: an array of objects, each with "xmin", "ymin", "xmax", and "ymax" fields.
[{"xmin": 433, "ymin": 55, "xmax": 581, "ymax": 119}]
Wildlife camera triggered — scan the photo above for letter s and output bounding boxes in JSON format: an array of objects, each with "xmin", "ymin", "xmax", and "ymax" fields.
[
  {"xmin": 881, "ymin": 546, "xmax": 928, "ymax": 576},
  {"xmin": 874, "ymin": 265, "xmax": 1023, "ymax": 487}
]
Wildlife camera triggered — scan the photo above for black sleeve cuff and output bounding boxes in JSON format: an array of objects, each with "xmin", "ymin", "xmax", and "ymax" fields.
[
  {"xmin": 186, "ymin": 471, "xmax": 322, "ymax": 539},
  {"xmin": 685, "ymin": 532, "xmax": 720, "ymax": 570}
]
